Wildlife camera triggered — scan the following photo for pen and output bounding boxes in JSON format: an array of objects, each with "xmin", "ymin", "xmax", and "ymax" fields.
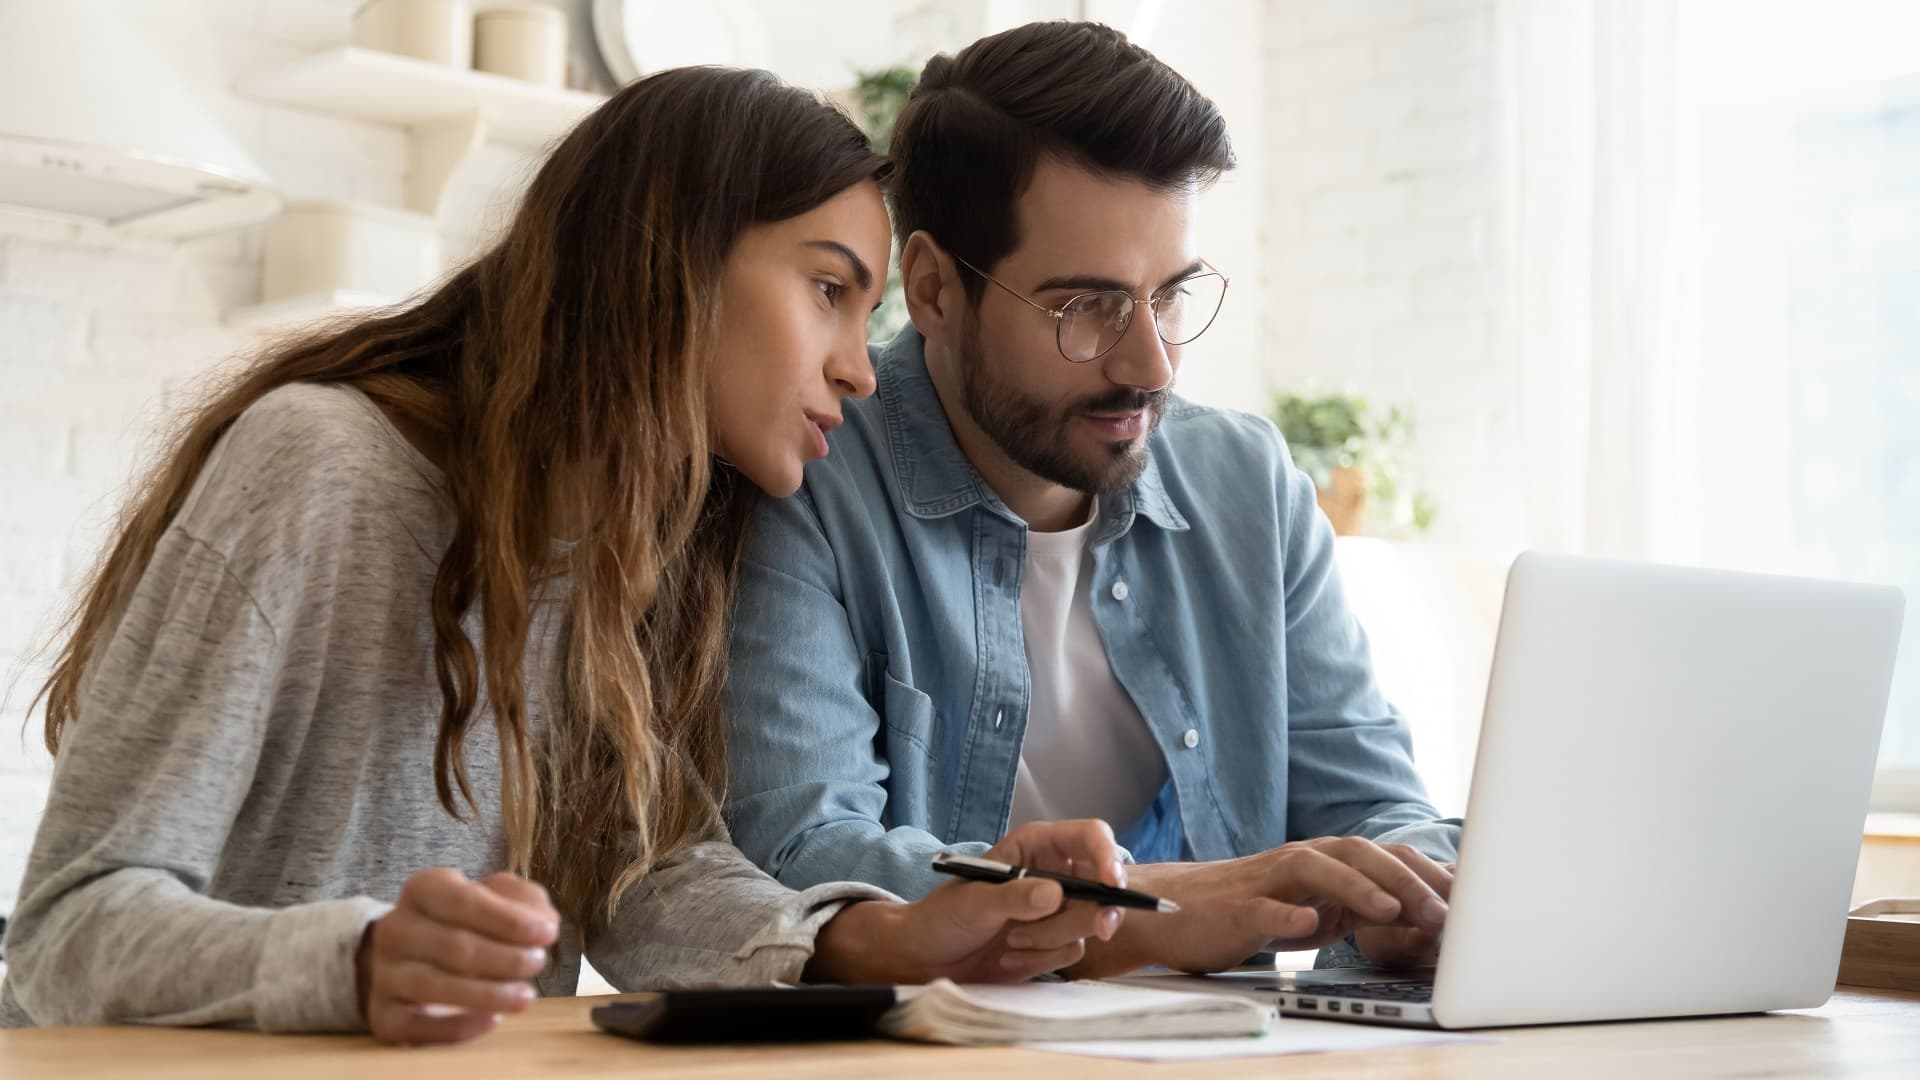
[{"xmin": 930, "ymin": 852, "xmax": 1181, "ymax": 913}]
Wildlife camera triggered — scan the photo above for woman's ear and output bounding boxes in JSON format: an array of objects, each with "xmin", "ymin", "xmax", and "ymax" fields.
[{"xmin": 899, "ymin": 230, "xmax": 960, "ymax": 345}]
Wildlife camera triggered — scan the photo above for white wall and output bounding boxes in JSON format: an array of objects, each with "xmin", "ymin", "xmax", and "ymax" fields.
[
  {"xmin": 1, "ymin": 0, "xmax": 395, "ymax": 918},
  {"xmin": 1261, "ymin": 0, "xmax": 1510, "ymax": 546}
]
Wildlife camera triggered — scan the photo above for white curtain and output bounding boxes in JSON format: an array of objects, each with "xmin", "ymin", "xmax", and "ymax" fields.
[
  {"xmin": 1498, "ymin": 0, "xmax": 1687, "ymax": 560},
  {"xmin": 1495, "ymin": 0, "xmax": 1920, "ymax": 804}
]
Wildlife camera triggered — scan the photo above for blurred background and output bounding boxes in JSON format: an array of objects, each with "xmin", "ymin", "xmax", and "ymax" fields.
[{"xmin": 1, "ymin": 0, "xmax": 1915, "ymax": 917}]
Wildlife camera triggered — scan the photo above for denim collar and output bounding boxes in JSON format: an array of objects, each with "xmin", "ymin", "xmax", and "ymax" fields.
[{"xmin": 875, "ymin": 326, "xmax": 1190, "ymax": 536}]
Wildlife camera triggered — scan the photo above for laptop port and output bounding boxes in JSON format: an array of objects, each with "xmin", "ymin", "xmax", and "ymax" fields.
[
  {"xmin": 1326, "ymin": 1001, "xmax": 1340, "ymax": 1013},
  {"xmin": 1375, "ymin": 1005, "xmax": 1403, "ymax": 1018},
  {"xmin": 1350, "ymin": 1004, "xmax": 1366, "ymax": 1014},
  {"xmin": 1296, "ymin": 998, "xmax": 1318, "ymax": 1010}
]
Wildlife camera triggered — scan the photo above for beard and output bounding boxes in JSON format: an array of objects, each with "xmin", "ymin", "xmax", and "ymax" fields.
[{"xmin": 956, "ymin": 317, "xmax": 1168, "ymax": 495}]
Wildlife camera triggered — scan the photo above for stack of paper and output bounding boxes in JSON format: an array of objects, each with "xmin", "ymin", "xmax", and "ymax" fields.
[{"xmin": 877, "ymin": 979, "xmax": 1274, "ymax": 1046}]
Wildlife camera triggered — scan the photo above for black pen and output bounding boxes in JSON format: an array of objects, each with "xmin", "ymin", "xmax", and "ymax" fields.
[{"xmin": 930, "ymin": 853, "xmax": 1181, "ymax": 913}]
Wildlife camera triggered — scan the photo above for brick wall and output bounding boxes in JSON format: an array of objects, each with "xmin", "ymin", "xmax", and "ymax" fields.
[{"xmin": 1261, "ymin": 0, "xmax": 1515, "ymax": 545}]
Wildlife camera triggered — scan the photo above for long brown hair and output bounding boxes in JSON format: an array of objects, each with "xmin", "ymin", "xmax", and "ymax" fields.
[{"xmin": 31, "ymin": 67, "xmax": 888, "ymax": 932}]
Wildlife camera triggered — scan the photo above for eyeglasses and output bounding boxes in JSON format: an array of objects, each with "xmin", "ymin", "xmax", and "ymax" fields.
[{"xmin": 951, "ymin": 252, "xmax": 1230, "ymax": 364}]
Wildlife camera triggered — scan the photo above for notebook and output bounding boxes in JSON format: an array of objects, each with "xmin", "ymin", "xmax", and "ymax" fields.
[
  {"xmin": 879, "ymin": 979, "xmax": 1276, "ymax": 1045},
  {"xmin": 590, "ymin": 979, "xmax": 1276, "ymax": 1047}
]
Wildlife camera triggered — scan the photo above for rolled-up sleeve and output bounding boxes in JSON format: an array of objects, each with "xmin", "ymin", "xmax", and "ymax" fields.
[{"xmin": 585, "ymin": 838, "xmax": 900, "ymax": 990}]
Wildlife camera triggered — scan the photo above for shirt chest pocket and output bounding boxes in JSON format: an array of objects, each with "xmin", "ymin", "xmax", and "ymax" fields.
[{"xmin": 867, "ymin": 651, "xmax": 941, "ymax": 767}]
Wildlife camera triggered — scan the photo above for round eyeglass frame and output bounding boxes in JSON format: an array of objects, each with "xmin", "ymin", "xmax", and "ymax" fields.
[{"xmin": 951, "ymin": 252, "xmax": 1231, "ymax": 363}]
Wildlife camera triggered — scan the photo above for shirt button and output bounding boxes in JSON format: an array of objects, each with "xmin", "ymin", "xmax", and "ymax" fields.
[
  {"xmin": 1111, "ymin": 580, "xmax": 1130, "ymax": 601},
  {"xmin": 1182, "ymin": 728, "xmax": 1200, "ymax": 749},
  {"xmin": 994, "ymin": 709, "xmax": 1005, "ymax": 730}
]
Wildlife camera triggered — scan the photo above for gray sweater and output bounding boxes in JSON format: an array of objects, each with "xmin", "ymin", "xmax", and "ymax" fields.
[{"xmin": 0, "ymin": 383, "xmax": 892, "ymax": 1032}]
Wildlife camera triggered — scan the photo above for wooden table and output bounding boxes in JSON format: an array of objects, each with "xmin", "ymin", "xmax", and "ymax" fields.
[{"xmin": 3, "ymin": 986, "xmax": 1917, "ymax": 1078}]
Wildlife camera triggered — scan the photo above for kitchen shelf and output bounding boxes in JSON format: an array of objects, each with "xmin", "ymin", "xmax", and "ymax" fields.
[
  {"xmin": 224, "ymin": 47, "xmax": 607, "ymax": 326},
  {"xmin": 224, "ymin": 289, "xmax": 402, "ymax": 329},
  {"xmin": 235, "ymin": 47, "xmax": 605, "ymax": 217},
  {"xmin": 235, "ymin": 46, "xmax": 603, "ymax": 149}
]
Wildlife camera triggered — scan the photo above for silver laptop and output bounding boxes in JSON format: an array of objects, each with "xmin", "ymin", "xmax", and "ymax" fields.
[{"xmin": 1220, "ymin": 551, "xmax": 1904, "ymax": 1028}]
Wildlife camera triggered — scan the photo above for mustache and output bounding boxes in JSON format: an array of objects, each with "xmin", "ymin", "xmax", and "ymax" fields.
[{"xmin": 1072, "ymin": 387, "xmax": 1171, "ymax": 417}]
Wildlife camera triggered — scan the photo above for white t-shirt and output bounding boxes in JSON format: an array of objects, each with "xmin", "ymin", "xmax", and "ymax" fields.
[{"xmin": 1007, "ymin": 502, "xmax": 1169, "ymax": 833}]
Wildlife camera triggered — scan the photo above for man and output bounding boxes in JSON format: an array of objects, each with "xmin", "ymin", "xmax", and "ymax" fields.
[{"xmin": 725, "ymin": 21, "xmax": 1460, "ymax": 976}]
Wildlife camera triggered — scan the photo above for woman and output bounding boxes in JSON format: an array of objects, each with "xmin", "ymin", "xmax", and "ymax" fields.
[{"xmin": 1, "ymin": 67, "xmax": 1126, "ymax": 1045}]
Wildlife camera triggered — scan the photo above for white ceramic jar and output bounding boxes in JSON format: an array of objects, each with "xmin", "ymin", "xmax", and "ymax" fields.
[
  {"xmin": 353, "ymin": 0, "xmax": 474, "ymax": 67},
  {"xmin": 474, "ymin": 4, "xmax": 568, "ymax": 87}
]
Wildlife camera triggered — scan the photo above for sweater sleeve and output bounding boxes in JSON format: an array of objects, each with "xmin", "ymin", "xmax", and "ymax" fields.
[
  {"xmin": 1, "ymin": 528, "xmax": 387, "ymax": 1032},
  {"xmin": 585, "ymin": 832, "xmax": 898, "ymax": 991}
]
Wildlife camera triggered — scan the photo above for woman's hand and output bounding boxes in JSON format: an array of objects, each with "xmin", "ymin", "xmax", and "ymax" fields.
[
  {"xmin": 806, "ymin": 820, "xmax": 1129, "ymax": 985},
  {"xmin": 357, "ymin": 868, "xmax": 560, "ymax": 1045}
]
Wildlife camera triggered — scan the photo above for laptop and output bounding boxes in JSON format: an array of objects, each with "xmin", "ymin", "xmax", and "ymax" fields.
[{"xmin": 1210, "ymin": 551, "xmax": 1905, "ymax": 1028}]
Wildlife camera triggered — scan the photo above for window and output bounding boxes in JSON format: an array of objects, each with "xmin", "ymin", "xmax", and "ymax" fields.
[{"xmin": 1678, "ymin": 5, "xmax": 1920, "ymax": 805}]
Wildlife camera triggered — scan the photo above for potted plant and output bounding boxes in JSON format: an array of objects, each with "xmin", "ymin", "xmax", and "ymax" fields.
[{"xmin": 1268, "ymin": 390, "xmax": 1435, "ymax": 537}]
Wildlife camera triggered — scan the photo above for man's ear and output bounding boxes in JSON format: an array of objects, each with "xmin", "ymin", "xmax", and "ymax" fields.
[{"xmin": 900, "ymin": 230, "xmax": 962, "ymax": 345}]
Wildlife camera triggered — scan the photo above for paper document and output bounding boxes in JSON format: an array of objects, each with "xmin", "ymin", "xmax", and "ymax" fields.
[{"xmin": 1025, "ymin": 1021, "xmax": 1496, "ymax": 1062}]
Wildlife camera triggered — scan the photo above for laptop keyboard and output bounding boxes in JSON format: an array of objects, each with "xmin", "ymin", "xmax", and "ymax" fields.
[{"xmin": 1304, "ymin": 980, "xmax": 1436, "ymax": 1003}]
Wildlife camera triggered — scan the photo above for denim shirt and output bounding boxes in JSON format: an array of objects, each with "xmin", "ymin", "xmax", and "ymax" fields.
[{"xmin": 724, "ymin": 328, "xmax": 1459, "ymax": 901}]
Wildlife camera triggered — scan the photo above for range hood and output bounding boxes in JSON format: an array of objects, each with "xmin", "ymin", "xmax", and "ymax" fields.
[{"xmin": 0, "ymin": 2, "xmax": 279, "ymax": 239}]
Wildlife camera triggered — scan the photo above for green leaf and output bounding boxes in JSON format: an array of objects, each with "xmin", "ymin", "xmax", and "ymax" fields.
[{"xmin": 1268, "ymin": 388, "xmax": 1438, "ymax": 538}]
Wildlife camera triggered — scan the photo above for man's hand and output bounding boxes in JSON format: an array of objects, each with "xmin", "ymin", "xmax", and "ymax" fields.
[
  {"xmin": 1070, "ymin": 838, "xmax": 1452, "ymax": 978},
  {"xmin": 1354, "ymin": 860, "xmax": 1454, "ymax": 968},
  {"xmin": 356, "ymin": 869, "xmax": 560, "ymax": 1045},
  {"xmin": 806, "ymin": 820, "xmax": 1128, "ymax": 984}
]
